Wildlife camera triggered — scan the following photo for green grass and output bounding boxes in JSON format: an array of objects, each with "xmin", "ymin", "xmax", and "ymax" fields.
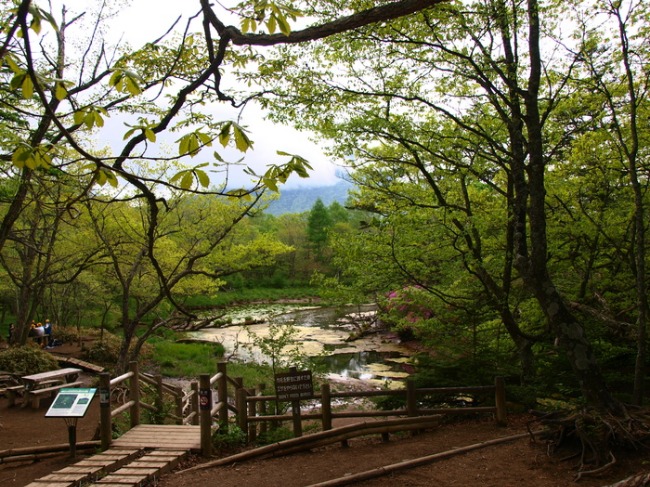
[
  {"xmin": 152, "ymin": 339, "xmax": 277, "ymax": 390},
  {"xmin": 152, "ymin": 340, "xmax": 226, "ymax": 377}
]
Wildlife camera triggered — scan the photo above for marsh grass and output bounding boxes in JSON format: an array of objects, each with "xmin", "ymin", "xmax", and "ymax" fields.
[
  {"xmin": 152, "ymin": 340, "xmax": 225, "ymax": 377},
  {"xmin": 152, "ymin": 339, "xmax": 276, "ymax": 389}
]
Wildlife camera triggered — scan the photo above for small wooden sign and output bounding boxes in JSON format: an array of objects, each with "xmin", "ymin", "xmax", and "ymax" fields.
[{"xmin": 274, "ymin": 369, "xmax": 313, "ymax": 400}]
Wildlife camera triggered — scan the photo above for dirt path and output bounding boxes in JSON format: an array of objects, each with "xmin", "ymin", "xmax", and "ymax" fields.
[
  {"xmin": 2, "ymin": 396, "xmax": 648, "ymax": 487},
  {"xmin": 0, "ymin": 341, "xmax": 646, "ymax": 487},
  {"xmin": 157, "ymin": 415, "xmax": 645, "ymax": 487}
]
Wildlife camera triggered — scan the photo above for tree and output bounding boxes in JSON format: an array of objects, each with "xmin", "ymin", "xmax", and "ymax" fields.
[
  {"xmin": 307, "ymin": 198, "xmax": 332, "ymax": 260},
  {"xmin": 82, "ymin": 186, "xmax": 295, "ymax": 371},
  {"xmin": 260, "ymin": 0, "xmax": 643, "ymax": 414},
  {"xmin": 0, "ymin": 173, "xmax": 104, "ymax": 344},
  {"xmin": 0, "ymin": 0, "xmax": 448, "ymax": 343},
  {"xmin": 570, "ymin": 0, "xmax": 650, "ymax": 405}
]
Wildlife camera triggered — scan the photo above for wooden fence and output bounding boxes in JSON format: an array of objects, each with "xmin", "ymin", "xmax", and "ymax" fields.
[
  {"xmin": 98, "ymin": 361, "xmax": 507, "ymax": 457},
  {"xmin": 237, "ymin": 377, "xmax": 507, "ymax": 440}
]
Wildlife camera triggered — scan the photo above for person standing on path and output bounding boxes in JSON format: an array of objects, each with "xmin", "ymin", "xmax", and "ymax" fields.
[{"xmin": 44, "ymin": 319, "xmax": 53, "ymax": 347}]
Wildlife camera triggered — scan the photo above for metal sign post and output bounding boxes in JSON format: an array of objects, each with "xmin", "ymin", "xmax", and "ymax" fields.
[{"xmin": 45, "ymin": 388, "xmax": 97, "ymax": 458}]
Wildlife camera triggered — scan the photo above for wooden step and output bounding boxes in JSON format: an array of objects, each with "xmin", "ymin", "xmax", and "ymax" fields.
[
  {"xmin": 85, "ymin": 449, "xmax": 188, "ymax": 486},
  {"xmin": 28, "ymin": 446, "xmax": 188, "ymax": 487}
]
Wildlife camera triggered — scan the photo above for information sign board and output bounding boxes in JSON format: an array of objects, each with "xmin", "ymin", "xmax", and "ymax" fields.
[
  {"xmin": 274, "ymin": 370, "xmax": 313, "ymax": 400},
  {"xmin": 45, "ymin": 388, "xmax": 97, "ymax": 418}
]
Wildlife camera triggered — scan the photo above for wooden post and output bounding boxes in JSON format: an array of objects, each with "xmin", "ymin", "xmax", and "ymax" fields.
[
  {"xmin": 494, "ymin": 376, "xmax": 507, "ymax": 426},
  {"xmin": 129, "ymin": 361, "xmax": 140, "ymax": 429},
  {"xmin": 258, "ymin": 383, "xmax": 267, "ymax": 437},
  {"xmin": 217, "ymin": 362, "xmax": 228, "ymax": 428},
  {"xmin": 321, "ymin": 383, "xmax": 332, "ymax": 431},
  {"xmin": 154, "ymin": 374, "xmax": 163, "ymax": 423},
  {"xmin": 99, "ymin": 373, "xmax": 112, "ymax": 451},
  {"xmin": 248, "ymin": 388, "xmax": 257, "ymax": 443},
  {"xmin": 190, "ymin": 382, "xmax": 199, "ymax": 425},
  {"xmin": 406, "ymin": 379, "xmax": 417, "ymax": 417},
  {"xmin": 174, "ymin": 385, "xmax": 183, "ymax": 425},
  {"xmin": 288, "ymin": 367, "xmax": 303, "ymax": 438},
  {"xmin": 236, "ymin": 387, "xmax": 248, "ymax": 436},
  {"xmin": 199, "ymin": 374, "xmax": 212, "ymax": 457}
]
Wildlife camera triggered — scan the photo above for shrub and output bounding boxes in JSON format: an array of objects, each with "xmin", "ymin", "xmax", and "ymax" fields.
[
  {"xmin": 0, "ymin": 346, "xmax": 59, "ymax": 375},
  {"xmin": 81, "ymin": 330, "xmax": 152, "ymax": 367},
  {"xmin": 212, "ymin": 424, "xmax": 247, "ymax": 454}
]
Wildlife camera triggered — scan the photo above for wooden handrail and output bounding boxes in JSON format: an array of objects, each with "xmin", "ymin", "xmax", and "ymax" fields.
[
  {"xmin": 210, "ymin": 371, "xmax": 223, "ymax": 386},
  {"xmin": 109, "ymin": 371, "xmax": 133, "ymax": 386},
  {"xmin": 111, "ymin": 400, "xmax": 135, "ymax": 418},
  {"xmin": 211, "ymin": 400, "xmax": 224, "ymax": 417}
]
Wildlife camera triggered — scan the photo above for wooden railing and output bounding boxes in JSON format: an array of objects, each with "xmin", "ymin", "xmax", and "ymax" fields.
[
  {"xmin": 238, "ymin": 377, "xmax": 507, "ymax": 442},
  {"xmin": 98, "ymin": 361, "xmax": 193, "ymax": 451},
  {"xmin": 98, "ymin": 361, "xmax": 507, "ymax": 458}
]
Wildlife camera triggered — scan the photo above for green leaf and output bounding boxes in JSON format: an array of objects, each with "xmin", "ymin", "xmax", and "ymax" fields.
[
  {"xmin": 123, "ymin": 127, "xmax": 137, "ymax": 140},
  {"xmin": 54, "ymin": 82, "xmax": 67, "ymax": 100},
  {"xmin": 93, "ymin": 111, "xmax": 105, "ymax": 128},
  {"xmin": 277, "ymin": 14, "xmax": 291, "ymax": 36},
  {"xmin": 144, "ymin": 128, "xmax": 156, "ymax": 142},
  {"xmin": 233, "ymin": 125, "xmax": 252, "ymax": 152},
  {"xmin": 21, "ymin": 75, "xmax": 34, "ymax": 98},
  {"xmin": 267, "ymin": 15, "xmax": 277, "ymax": 34},
  {"xmin": 181, "ymin": 171, "xmax": 193, "ymax": 189},
  {"xmin": 5, "ymin": 56, "xmax": 21, "ymax": 74},
  {"xmin": 12, "ymin": 147, "xmax": 30, "ymax": 168},
  {"xmin": 30, "ymin": 16, "xmax": 42, "ymax": 34},
  {"xmin": 264, "ymin": 178, "xmax": 279, "ymax": 192},
  {"xmin": 170, "ymin": 170, "xmax": 184, "ymax": 184},
  {"xmin": 196, "ymin": 169, "xmax": 210, "ymax": 188},
  {"xmin": 218, "ymin": 122, "xmax": 232, "ymax": 147},
  {"xmin": 198, "ymin": 132, "xmax": 212, "ymax": 146}
]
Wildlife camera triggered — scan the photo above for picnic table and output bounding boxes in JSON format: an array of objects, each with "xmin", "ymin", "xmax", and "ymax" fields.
[{"xmin": 19, "ymin": 367, "xmax": 83, "ymax": 408}]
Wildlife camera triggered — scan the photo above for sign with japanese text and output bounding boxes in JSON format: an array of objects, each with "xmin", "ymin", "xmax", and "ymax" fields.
[{"xmin": 274, "ymin": 370, "xmax": 313, "ymax": 400}]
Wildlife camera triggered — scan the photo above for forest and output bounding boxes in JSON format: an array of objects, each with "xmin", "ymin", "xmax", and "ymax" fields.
[{"xmin": 0, "ymin": 0, "xmax": 649, "ymax": 463}]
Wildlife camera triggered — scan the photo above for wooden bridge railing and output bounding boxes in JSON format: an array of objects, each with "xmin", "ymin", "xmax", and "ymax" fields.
[{"xmin": 98, "ymin": 361, "xmax": 194, "ymax": 451}]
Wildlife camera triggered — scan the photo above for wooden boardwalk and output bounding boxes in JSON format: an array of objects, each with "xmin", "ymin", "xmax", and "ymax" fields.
[
  {"xmin": 111, "ymin": 424, "xmax": 201, "ymax": 451},
  {"xmin": 25, "ymin": 447, "xmax": 190, "ymax": 487}
]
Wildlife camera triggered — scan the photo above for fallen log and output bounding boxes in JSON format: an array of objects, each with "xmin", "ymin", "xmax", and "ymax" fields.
[
  {"xmin": 306, "ymin": 432, "xmax": 536, "ymax": 487},
  {"xmin": 180, "ymin": 415, "xmax": 442, "ymax": 473},
  {"xmin": 0, "ymin": 440, "xmax": 100, "ymax": 461},
  {"xmin": 602, "ymin": 473, "xmax": 650, "ymax": 487}
]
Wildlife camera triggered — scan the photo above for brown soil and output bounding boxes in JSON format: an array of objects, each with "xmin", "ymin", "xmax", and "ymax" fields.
[{"xmin": 1, "ymin": 343, "xmax": 647, "ymax": 487}]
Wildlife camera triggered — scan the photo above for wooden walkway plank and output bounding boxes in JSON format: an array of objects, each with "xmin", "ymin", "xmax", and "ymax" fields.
[
  {"xmin": 110, "ymin": 424, "xmax": 200, "ymax": 451},
  {"xmin": 29, "ymin": 426, "xmax": 195, "ymax": 487},
  {"xmin": 51, "ymin": 355, "xmax": 105, "ymax": 373}
]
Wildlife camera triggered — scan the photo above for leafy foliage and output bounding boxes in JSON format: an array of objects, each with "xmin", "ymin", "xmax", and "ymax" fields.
[{"xmin": 0, "ymin": 346, "xmax": 59, "ymax": 375}]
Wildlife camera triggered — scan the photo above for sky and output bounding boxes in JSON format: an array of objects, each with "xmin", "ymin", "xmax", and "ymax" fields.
[{"xmin": 98, "ymin": 0, "xmax": 342, "ymax": 189}]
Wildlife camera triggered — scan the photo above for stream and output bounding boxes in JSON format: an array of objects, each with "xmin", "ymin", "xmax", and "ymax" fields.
[{"xmin": 191, "ymin": 304, "xmax": 415, "ymax": 388}]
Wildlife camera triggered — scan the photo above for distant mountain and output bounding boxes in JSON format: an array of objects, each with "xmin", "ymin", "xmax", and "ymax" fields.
[{"xmin": 265, "ymin": 180, "xmax": 353, "ymax": 215}]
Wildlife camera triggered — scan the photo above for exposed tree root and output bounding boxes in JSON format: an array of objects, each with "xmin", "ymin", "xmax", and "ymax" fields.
[
  {"xmin": 603, "ymin": 472, "xmax": 650, "ymax": 487},
  {"xmin": 527, "ymin": 406, "xmax": 650, "ymax": 481}
]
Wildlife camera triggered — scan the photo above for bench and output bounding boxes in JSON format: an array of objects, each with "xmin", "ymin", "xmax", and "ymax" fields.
[
  {"xmin": 20, "ymin": 367, "xmax": 83, "ymax": 408},
  {"xmin": 27, "ymin": 381, "xmax": 84, "ymax": 408},
  {"xmin": 6, "ymin": 384, "xmax": 25, "ymax": 407}
]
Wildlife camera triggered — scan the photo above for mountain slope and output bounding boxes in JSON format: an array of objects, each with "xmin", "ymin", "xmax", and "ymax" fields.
[{"xmin": 264, "ymin": 181, "xmax": 352, "ymax": 215}]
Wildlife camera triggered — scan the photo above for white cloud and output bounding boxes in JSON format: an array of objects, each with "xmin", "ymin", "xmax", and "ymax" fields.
[{"xmin": 90, "ymin": 0, "xmax": 340, "ymax": 189}]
